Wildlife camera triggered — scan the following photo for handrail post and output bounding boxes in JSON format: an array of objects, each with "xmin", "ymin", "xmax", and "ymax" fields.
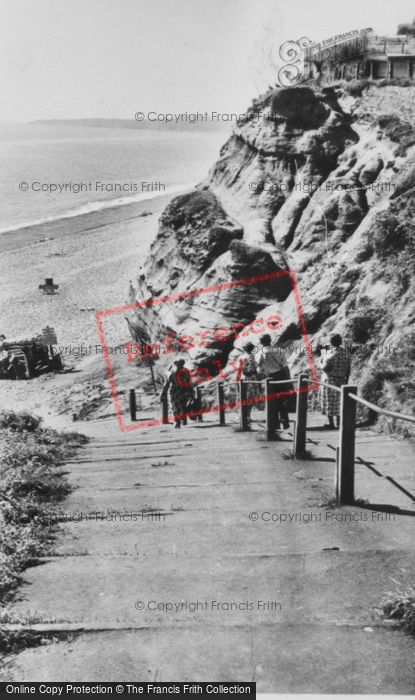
[
  {"xmin": 266, "ymin": 378, "xmax": 276, "ymax": 440},
  {"xmin": 337, "ymin": 384, "xmax": 357, "ymax": 505},
  {"xmin": 217, "ymin": 381, "xmax": 225, "ymax": 425},
  {"xmin": 335, "ymin": 447, "xmax": 340, "ymax": 503},
  {"xmin": 293, "ymin": 374, "xmax": 308, "ymax": 456},
  {"xmin": 239, "ymin": 380, "xmax": 249, "ymax": 431},
  {"xmin": 196, "ymin": 387, "xmax": 203, "ymax": 422},
  {"xmin": 161, "ymin": 394, "xmax": 169, "ymax": 424},
  {"xmin": 129, "ymin": 388, "xmax": 137, "ymax": 422}
]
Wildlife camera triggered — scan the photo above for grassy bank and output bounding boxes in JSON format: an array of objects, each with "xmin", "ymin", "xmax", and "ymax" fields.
[{"xmin": 0, "ymin": 410, "xmax": 88, "ymax": 653}]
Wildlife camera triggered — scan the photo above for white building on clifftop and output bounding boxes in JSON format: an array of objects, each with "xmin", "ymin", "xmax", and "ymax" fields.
[{"xmin": 304, "ymin": 27, "xmax": 415, "ymax": 82}]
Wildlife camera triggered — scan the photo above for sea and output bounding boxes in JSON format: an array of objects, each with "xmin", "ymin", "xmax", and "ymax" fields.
[{"xmin": 0, "ymin": 123, "xmax": 227, "ymax": 234}]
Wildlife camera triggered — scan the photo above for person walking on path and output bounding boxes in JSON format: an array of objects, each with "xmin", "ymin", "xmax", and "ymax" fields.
[
  {"xmin": 319, "ymin": 333, "xmax": 351, "ymax": 429},
  {"xmin": 240, "ymin": 342, "xmax": 263, "ymax": 424},
  {"xmin": 160, "ymin": 358, "xmax": 194, "ymax": 429},
  {"xmin": 255, "ymin": 333, "xmax": 291, "ymax": 431}
]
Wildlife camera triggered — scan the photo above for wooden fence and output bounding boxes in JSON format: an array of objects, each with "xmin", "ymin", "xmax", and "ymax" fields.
[{"xmin": 129, "ymin": 375, "xmax": 415, "ymax": 506}]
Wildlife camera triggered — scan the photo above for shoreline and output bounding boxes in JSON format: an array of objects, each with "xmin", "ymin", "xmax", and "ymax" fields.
[
  {"xmin": 0, "ymin": 187, "xmax": 189, "ymax": 254},
  {"xmin": 0, "ymin": 189, "xmax": 185, "ymax": 420},
  {"xmin": 0, "ymin": 181, "xmax": 196, "ymax": 240},
  {"xmin": 0, "ymin": 189, "xmax": 183, "ymax": 345}
]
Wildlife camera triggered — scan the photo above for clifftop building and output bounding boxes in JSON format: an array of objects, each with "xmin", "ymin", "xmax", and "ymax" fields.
[{"xmin": 304, "ymin": 27, "xmax": 415, "ymax": 82}]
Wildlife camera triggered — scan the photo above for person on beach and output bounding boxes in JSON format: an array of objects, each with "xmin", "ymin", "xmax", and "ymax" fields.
[
  {"xmin": 160, "ymin": 358, "xmax": 194, "ymax": 429},
  {"xmin": 240, "ymin": 342, "xmax": 263, "ymax": 423},
  {"xmin": 319, "ymin": 333, "xmax": 351, "ymax": 429},
  {"xmin": 255, "ymin": 333, "xmax": 291, "ymax": 430}
]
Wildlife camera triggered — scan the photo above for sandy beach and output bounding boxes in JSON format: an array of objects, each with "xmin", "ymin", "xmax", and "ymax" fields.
[
  {"xmin": 0, "ymin": 192, "xmax": 177, "ymax": 347},
  {"xmin": 0, "ymin": 192, "xmax": 180, "ymax": 421}
]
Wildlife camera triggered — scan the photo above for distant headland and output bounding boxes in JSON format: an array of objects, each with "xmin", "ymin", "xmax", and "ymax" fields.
[{"xmin": 30, "ymin": 117, "xmax": 230, "ymax": 132}]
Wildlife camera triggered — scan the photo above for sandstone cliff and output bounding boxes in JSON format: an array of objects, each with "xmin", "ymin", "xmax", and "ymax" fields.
[{"xmin": 130, "ymin": 83, "xmax": 415, "ymax": 427}]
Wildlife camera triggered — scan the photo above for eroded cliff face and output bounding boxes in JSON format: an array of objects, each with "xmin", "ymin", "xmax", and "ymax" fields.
[
  {"xmin": 131, "ymin": 84, "xmax": 415, "ymax": 421},
  {"xmin": 131, "ymin": 184, "xmax": 291, "ymax": 369}
]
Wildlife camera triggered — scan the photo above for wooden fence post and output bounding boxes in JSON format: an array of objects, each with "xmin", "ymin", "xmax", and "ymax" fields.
[
  {"xmin": 239, "ymin": 380, "xmax": 249, "ymax": 431},
  {"xmin": 293, "ymin": 374, "xmax": 308, "ymax": 456},
  {"xmin": 129, "ymin": 389, "xmax": 137, "ymax": 422},
  {"xmin": 217, "ymin": 381, "xmax": 225, "ymax": 426},
  {"xmin": 335, "ymin": 447, "xmax": 340, "ymax": 503},
  {"xmin": 196, "ymin": 387, "xmax": 203, "ymax": 422},
  {"xmin": 266, "ymin": 378, "xmax": 276, "ymax": 440},
  {"xmin": 161, "ymin": 395, "xmax": 169, "ymax": 424},
  {"xmin": 337, "ymin": 384, "xmax": 357, "ymax": 505}
]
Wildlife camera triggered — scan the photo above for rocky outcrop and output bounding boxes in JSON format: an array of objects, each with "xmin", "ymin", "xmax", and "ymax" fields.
[
  {"xmin": 131, "ymin": 188, "xmax": 290, "ymax": 368},
  {"xmin": 131, "ymin": 83, "xmax": 415, "ymax": 420},
  {"xmin": 139, "ymin": 190, "xmax": 243, "ymax": 297}
]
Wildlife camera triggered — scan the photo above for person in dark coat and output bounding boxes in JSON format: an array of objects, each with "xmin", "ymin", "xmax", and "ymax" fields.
[
  {"xmin": 240, "ymin": 341, "xmax": 263, "ymax": 423},
  {"xmin": 256, "ymin": 333, "xmax": 291, "ymax": 430},
  {"xmin": 160, "ymin": 358, "xmax": 194, "ymax": 429}
]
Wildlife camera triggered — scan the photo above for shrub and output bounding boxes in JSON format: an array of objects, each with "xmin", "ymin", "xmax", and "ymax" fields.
[
  {"xmin": 397, "ymin": 22, "xmax": 415, "ymax": 36},
  {"xmin": 0, "ymin": 411, "xmax": 42, "ymax": 433},
  {"xmin": 341, "ymin": 267, "xmax": 361, "ymax": 283},
  {"xmin": 393, "ymin": 78, "xmax": 412, "ymax": 87},
  {"xmin": 0, "ymin": 629, "xmax": 48, "ymax": 654},
  {"xmin": 359, "ymin": 367, "xmax": 385, "ymax": 405},
  {"xmin": 371, "ymin": 197, "xmax": 415, "ymax": 281},
  {"xmin": 162, "ymin": 190, "xmax": 226, "ymax": 230},
  {"xmin": 344, "ymin": 79, "xmax": 370, "ymax": 97},
  {"xmin": 372, "ymin": 213, "xmax": 406, "ymax": 257},
  {"xmin": 348, "ymin": 314, "xmax": 378, "ymax": 344},
  {"xmin": 376, "ymin": 114, "xmax": 415, "ymax": 156},
  {"xmin": 357, "ymin": 346, "xmax": 415, "ymax": 433},
  {"xmin": 0, "ymin": 412, "xmax": 88, "ymax": 601},
  {"xmin": 347, "ymin": 301, "xmax": 382, "ymax": 344},
  {"xmin": 382, "ymin": 587, "xmax": 415, "ymax": 635},
  {"xmin": 355, "ymin": 242, "xmax": 374, "ymax": 263}
]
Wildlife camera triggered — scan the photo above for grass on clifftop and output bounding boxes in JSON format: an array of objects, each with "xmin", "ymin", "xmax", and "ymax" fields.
[{"xmin": 0, "ymin": 410, "xmax": 88, "ymax": 605}]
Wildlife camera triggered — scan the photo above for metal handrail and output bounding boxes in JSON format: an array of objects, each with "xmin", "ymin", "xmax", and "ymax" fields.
[{"xmin": 348, "ymin": 392, "xmax": 415, "ymax": 424}]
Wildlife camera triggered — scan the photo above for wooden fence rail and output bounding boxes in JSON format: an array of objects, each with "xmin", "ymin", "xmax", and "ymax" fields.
[
  {"xmin": 348, "ymin": 393, "xmax": 415, "ymax": 424},
  {"xmin": 127, "ymin": 374, "xmax": 414, "ymax": 506},
  {"xmin": 320, "ymin": 382, "xmax": 415, "ymax": 505}
]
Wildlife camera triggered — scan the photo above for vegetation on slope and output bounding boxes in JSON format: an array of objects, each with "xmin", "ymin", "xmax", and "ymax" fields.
[{"xmin": 0, "ymin": 410, "xmax": 88, "ymax": 652}]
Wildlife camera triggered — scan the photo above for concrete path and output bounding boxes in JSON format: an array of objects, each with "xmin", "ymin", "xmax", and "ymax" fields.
[{"xmin": 1, "ymin": 408, "xmax": 415, "ymax": 692}]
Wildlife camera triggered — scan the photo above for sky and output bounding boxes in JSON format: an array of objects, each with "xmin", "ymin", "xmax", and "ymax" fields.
[{"xmin": 1, "ymin": 0, "xmax": 415, "ymax": 122}]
